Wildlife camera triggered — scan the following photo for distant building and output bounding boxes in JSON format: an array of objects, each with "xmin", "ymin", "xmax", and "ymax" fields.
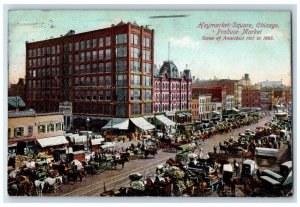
[
  {"xmin": 259, "ymin": 80, "xmax": 284, "ymax": 88},
  {"xmin": 239, "ymin": 73, "xmax": 252, "ymax": 87},
  {"xmin": 242, "ymin": 88, "xmax": 261, "ymax": 109},
  {"xmin": 225, "ymin": 95, "xmax": 235, "ymax": 109},
  {"xmin": 153, "ymin": 60, "xmax": 192, "ymax": 123},
  {"xmin": 8, "ymin": 78, "xmax": 26, "ymax": 103},
  {"xmin": 191, "ymin": 98, "xmax": 199, "ymax": 121},
  {"xmin": 260, "ymin": 89, "xmax": 274, "ymax": 111},
  {"xmin": 192, "ymin": 79, "xmax": 241, "ymax": 108}
]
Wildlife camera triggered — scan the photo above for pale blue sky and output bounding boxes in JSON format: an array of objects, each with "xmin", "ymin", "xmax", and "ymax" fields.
[{"xmin": 8, "ymin": 10, "xmax": 291, "ymax": 85}]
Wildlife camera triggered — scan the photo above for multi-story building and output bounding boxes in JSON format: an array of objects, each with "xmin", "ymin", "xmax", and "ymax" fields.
[
  {"xmin": 260, "ymin": 89, "xmax": 274, "ymax": 111},
  {"xmin": 8, "ymin": 78, "xmax": 26, "ymax": 104},
  {"xmin": 153, "ymin": 61, "xmax": 192, "ymax": 122},
  {"xmin": 8, "ymin": 110, "xmax": 65, "ymax": 151},
  {"xmin": 192, "ymin": 79, "xmax": 241, "ymax": 108},
  {"xmin": 225, "ymin": 95, "xmax": 235, "ymax": 110},
  {"xmin": 191, "ymin": 98, "xmax": 199, "ymax": 121},
  {"xmin": 241, "ymin": 88, "xmax": 261, "ymax": 109},
  {"xmin": 25, "ymin": 21, "xmax": 154, "ymax": 129}
]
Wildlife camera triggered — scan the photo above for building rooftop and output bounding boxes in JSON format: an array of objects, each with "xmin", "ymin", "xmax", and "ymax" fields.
[
  {"xmin": 8, "ymin": 110, "xmax": 63, "ymax": 118},
  {"xmin": 8, "ymin": 96, "xmax": 26, "ymax": 108}
]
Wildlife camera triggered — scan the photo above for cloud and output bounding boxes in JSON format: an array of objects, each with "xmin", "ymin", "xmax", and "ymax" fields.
[{"xmin": 168, "ymin": 36, "xmax": 202, "ymax": 49}]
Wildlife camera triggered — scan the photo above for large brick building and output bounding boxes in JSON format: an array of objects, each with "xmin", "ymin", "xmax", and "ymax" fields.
[
  {"xmin": 153, "ymin": 61, "xmax": 192, "ymax": 122},
  {"xmin": 25, "ymin": 21, "xmax": 154, "ymax": 123},
  {"xmin": 192, "ymin": 79, "xmax": 241, "ymax": 108},
  {"xmin": 241, "ymin": 88, "xmax": 261, "ymax": 108}
]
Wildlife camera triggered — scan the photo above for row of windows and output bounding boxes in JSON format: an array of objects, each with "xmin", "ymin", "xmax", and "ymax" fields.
[
  {"xmin": 131, "ymin": 103, "xmax": 152, "ymax": 115},
  {"xmin": 155, "ymin": 81, "xmax": 191, "ymax": 90},
  {"xmin": 9, "ymin": 123, "xmax": 62, "ymax": 138},
  {"xmin": 28, "ymin": 56, "xmax": 60, "ymax": 67},
  {"xmin": 28, "ymin": 45, "xmax": 60, "ymax": 58},
  {"xmin": 27, "ymin": 79, "xmax": 60, "ymax": 88},
  {"xmin": 28, "ymin": 67, "xmax": 60, "ymax": 78},
  {"xmin": 154, "ymin": 102, "xmax": 191, "ymax": 112}
]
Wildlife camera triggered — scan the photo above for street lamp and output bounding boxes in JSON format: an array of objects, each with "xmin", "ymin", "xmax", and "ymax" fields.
[{"xmin": 86, "ymin": 117, "xmax": 90, "ymax": 151}]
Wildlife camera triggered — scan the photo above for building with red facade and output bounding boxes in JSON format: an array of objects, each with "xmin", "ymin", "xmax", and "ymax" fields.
[
  {"xmin": 25, "ymin": 21, "xmax": 154, "ymax": 128},
  {"xmin": 241, "ymin": 88, "xmax": 261, "ymax": 108},
  {"xmin": 8, "ymin": 78, "xmax": 26, "ymax": 103},
  {"xmin": 153, "ymin": 61, "xmax": 192, "ymax": 122},
  {"xmin": 192, "ymin": 79, "xmax": 241, "ymax": 108}
]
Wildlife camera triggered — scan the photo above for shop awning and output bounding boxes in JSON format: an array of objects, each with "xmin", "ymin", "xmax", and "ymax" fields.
[
  {"xmin": 37, "ymin": 136, "xmax": 68, "ymax": 148},
  {"xmin": 130, "ymin": 117, "xmax": 155, "ymax": 131},
  {"xmin": 73, "ymin": 135, "xmax": 87, "ymax": 144},
  {"xmin": 165, "ymin": 111, "xmax": 176, "ymax": 116},
  {"xmin": 101, "ymin": 142, "xmax": 115, "ymax": 149},
  {"xmin": 155, "ymin": 115, "xmax": 176, "ymax": 126},
  {"xmin": 91, "ymin": 138, "xmax": 105, "ymax": 146},
  {"xmin": 102, "ymin": 118, "xmax": 129, "ymax": 130}
]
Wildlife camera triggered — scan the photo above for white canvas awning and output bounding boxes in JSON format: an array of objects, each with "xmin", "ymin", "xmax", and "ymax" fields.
[
  {"xmin": 155, "ymin": 115, "xmax": 176, "ymax": 126},
  {"xmin": 37, "ymin": 136, "xmax": 68, "ymax": 148},
  {"xmin": 73, "ymin": 135, "xmax": 87, "ymax": 144},
  {"xmin": 102, "ymin": 118, "xmax": 129, "ymax": 130},
  {"xmin": 91, "ymin": 138, "xmax": 105, "ymax": 146},
  {"xmin": 283, "ymin": 171, "xmax": 292, "ymax": 186},
  {"xmin": 130, "ymin": 117, "xmax": 155, "ymax": 131},
  {"xmin": 101, "ymin": 142, "xmax": 115, "ymax": 149}
]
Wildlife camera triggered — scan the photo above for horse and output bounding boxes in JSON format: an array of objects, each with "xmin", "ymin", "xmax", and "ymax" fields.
[
  {"xmin": 144, "ymin": 148, "xmax": 157, "ymax": 158},
  {"xmin": 112, "ymin": 156, "xmax": 128, "ymax": 170},
  {"xmin": 44, "ymin": 176, "xmax": 62, "ymax": 193},
  {"xmin": 65, "ymin": 169, "xmax": 83, "ymax": 184},
  {"xmin": 34, "ymin": 180, "xmax": 45, "ymax": 196},
  {"xmin": 17, "ymin": 176, "xmax": 33, "ymax": 196}
]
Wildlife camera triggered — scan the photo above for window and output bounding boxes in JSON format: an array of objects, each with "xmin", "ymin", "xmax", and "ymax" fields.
[
  {"xmin": 28, "ymin": 49, "xmax": 32, "ymax": 57},
  {"xmin": 86, "ymin": 40, "xmax": 91, "ymax": 49},
  {"xmin": 99, "ymin": 38, "xmax": 104, "ymax": 47},
  {"xmin": 56, "ymin": 123, "xmax": 62, "ymax": 131},
  {"xmin": 130, "ymin": 61, "xmax": 141, "ymax": 72},
  {"xmin": 86, "ymin": 77, "xmax": 91, "ymax": 86},
  {"xmin": 105, "ymin": 90, "xmax": 111, "ymax": 100},
  {"xmin": 46, "ymin": 47, "xmax": 51, "ymax": 55},
  {"xmin": 57, "ymin": 45, "xmax": 60, "ymax": 53},
  {"xmin": 106, "ymin": 76, "xmax": 111, "ymax": 86},
  {"xmin": 51, "ymin": 46, "xmax": 56, "ymax": 55},
  {"xmin": 92, "ymin": 77, "xmax": 97, "ymax": 86},
  {"xmin": 98, "ymin": 76, "xmax": 104, "ymax": 86},
  {"xmin": 130, "ymin": 75, "xmax": 141, "ymax": 86},
  {"xmin": 116, "ymin": 33, "xmax": 127, "ymax": 44},
  {"xmin": 144, "ymin": 63, "xmax": 152, "ymax": 73},
  {"xmin": 92, "ymin": 91, "xmax": 97, "ymax": 100},
  {"xmin": 116, "ymin": 74, "xmax": 127, "ymax": 86},
  {"xmin": 99, "ymin": 91, "xmax": 103, "ymax": 100},
  {"xmin": 75, "ymin": 77, "xmax": 79, "ymax": 86},
  {"xmin": 92, "ymin": 39, "xmax": 97, "ymax": 48},
  {"xmin": 69, "ymin": 43, "xmax": 73, "ymax": 51},
  {"xmin": 130, "ymin": 89, "xmax": 141, "ymax": 101},
  {"xmin": 144, "ymin": 76, "xmax": 152, "ymax": 87},
  {"xmin": 75, "ymin": 65, "xmax": 80, "ymax": 73},
  {"xmin": 105, "ymin": 49, "xmax": 111, "ymax": 59},
  {"xmin": 75, "ymin": 54, "xmax": 79, "ymax": 62},
  {"xmin": 47, "ymin": 124, "xmax": 55, "ymax": 132},
  {"xmin": 86, "ymin": 52, "xmax": 91, "ymax": 61},
  {"xmin": 116, "ymin": 60, "xmax": 127, "ymax": 72},
  {"xmin": 130, "ymin": 34, "xmax": 140, "ymax": 45},
  {"xmin": 33, "ymin": 70, "xmax": 36, "ymax": 77},
  {"xmin": 80, "ymin": 64, "xmax": 85, "ymax": 73},
  {"xmin": 28, "ymin": 59, "xmax": 32, "ymax": 67},
  {"xmin": 14, "ymin": 127, "xmax": 24, "ymax": 137},
  {"xmin": 38, "ymin": 125, "xmax": 46, "ymax": 133},
  {"xmin": 143, "ymin": 37, "xmax": 152, "ymax": 48},
  {"xmin": 131, "ymin": 104, "xmax": 141, "ymax": 115},
  {"xmin": 143, "ymin": 50, "xmax": 151, "ymax": 60},
  {"xmin": 105, "ymin": 62, "xmax": 111, "ymax": 73},
  {"xmin": 116, "ymin": 103, "xmax": 127, "ymax": 116},
  {"xmin": 116, "ymin": 46, "xmax": 127, "ymax": 57},
  {"xmin": 75, "ymin": 42, "xmax": 79, "ymax": 50},
  {"xmin": 98, "ymin": 50, "xmax": 104, "ymax": 60},
  {"xmin": 92, "ymin": 51, "xmax": 97, "ymax": 61},
  {"xmin": 144, "ymin": 103, "xmax": 152, "ymax": 114},
  {"xmin": 80, "ymin": 41, "xmax": 85, "ymax": 50},
  {"xmin": 130, "ymin": 47, "xmax": 140, "ymax": 58},
  {"xmin": 116, "ymin": 89, "xmax": 127, "ymax": 101},
  {"xmin": 105, "ymin": 36, "xmax": 111, "ymax": 46},
  {"xmin": 86, "ymin": 64, "xmax": 91, "ymax": 73},
  {"xmin": 92, "ymin": 63, "xmax": 97, "ymax": 73},
  {"xmin": 98, "ymin": 63, "xmax": 104, "ymax": 72},
  {"xmin": 144, "ymin": 90, "xmax": 152, "ymax": 100},
  {"xmin": 80, "ymin": 52, "xmax": 85, "ymax": 62}
]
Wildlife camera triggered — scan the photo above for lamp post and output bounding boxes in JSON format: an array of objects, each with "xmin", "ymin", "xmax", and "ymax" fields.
[{"xmin": 86, "ymin": 117, "xmax": 90, "ymax": 151}]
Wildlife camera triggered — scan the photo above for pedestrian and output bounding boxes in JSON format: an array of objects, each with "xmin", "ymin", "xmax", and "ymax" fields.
[
  {"xmin": 278, "ymin": 140, "xmax": 281, "ymax": 149},
  {"xmin": 214, "ymin": 145, "xmax": 217, "ymax": 154}
]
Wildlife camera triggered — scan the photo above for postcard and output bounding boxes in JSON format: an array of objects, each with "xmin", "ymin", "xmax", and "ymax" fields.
[{"xmin": 7, "ymin": 9, "xmax": 292, "ymax": 199}]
